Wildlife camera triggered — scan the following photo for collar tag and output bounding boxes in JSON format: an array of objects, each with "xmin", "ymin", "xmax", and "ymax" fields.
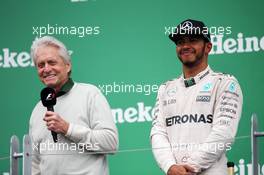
[{"xmin": 184, "ymin": 78, "xmax": 196, "ymax": 87}]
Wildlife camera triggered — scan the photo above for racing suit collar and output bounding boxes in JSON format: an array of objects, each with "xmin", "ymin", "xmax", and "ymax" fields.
[{"xmin": 181, "ymin": 66, "xmax": 211, "ymax": 88}]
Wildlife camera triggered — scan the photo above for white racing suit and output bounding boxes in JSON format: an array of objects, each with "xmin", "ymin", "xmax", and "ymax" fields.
[{"xmin": 150, "ymin": 66, "xmax": 243, "ymax": 175}]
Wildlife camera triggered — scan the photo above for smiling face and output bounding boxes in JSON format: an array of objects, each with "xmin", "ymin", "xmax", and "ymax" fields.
[
  {"xmin": 35, "ymin": 45, "xmax": 71, "ymax": 91},
  {"xmin": 176, "ymin": 35, "xmax": 212, "ymax": 68}
]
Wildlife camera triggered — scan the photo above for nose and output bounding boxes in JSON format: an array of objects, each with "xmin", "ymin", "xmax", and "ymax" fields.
[
  {"xmin": 180, "ymin": 41, "xmax": 192, "ymax": 48},
  {"xmin": 43, "ymin": 64, "xmax": 51, "ymax": 73},
  {"xmin": 177, "ymin": 37, "xmax": 193, "ymax": 47}
]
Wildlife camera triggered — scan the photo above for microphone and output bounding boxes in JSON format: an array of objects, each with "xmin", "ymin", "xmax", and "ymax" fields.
[
  {"xmin": 227, "ymin": 162, "xmax": 235, "ymax": 175},
  {"xmin": 40, "ymin": 87, "xmax": 58, "ymax": 143}
]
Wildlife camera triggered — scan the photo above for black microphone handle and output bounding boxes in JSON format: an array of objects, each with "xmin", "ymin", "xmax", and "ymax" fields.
[
  {"xmin": 47, "ymin": 106, "xmax": 54, "ymax": 112},
  {"xmin": 51, "ymin": 131, "xmax": 58, "ymax": 143},
  {"xmin": 47, "ymin": 106, "xmax": 58, "ymax": 143}
]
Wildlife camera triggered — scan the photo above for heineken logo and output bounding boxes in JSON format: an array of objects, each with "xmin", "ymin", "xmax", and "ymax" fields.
[{"xmin": 1, "ymin": 32, "xmax": 264, "ymax": 69}]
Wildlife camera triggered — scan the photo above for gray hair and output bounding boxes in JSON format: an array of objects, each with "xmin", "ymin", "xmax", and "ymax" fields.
[{"xmin": 30, "ymin": 36, "xmax": 71, "ymax": 64}]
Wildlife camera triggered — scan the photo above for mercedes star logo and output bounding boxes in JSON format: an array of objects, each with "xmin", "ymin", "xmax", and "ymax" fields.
[{"xmin": 181, "ymin": 21, "xmax": 193, "ymax": 30}]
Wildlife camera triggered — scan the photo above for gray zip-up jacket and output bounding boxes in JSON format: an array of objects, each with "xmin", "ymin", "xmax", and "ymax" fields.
[{"xmin": 30, "ymin": 82, "xmax": 118, "ymax": 175}]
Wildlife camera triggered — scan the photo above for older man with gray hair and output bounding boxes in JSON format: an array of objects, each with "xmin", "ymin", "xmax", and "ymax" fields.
[{"xmin": 29, "ymin": 35, "xmax": 118, "ymax": 175}]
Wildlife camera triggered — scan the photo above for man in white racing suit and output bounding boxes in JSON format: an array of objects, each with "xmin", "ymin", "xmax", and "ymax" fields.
[{"xmin": 150, "ymin": 19, "xmax": 243, "ymax": 175}]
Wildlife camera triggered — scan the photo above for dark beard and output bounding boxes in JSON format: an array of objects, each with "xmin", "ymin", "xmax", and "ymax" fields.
[{"xmin": 178, "ymin": 44, "xmax": 206, "ymax": 68}]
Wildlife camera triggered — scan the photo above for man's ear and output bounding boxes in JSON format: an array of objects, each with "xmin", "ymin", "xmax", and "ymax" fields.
[
  {"xmin": 66, "ymin": 62, "xmax": 72, "ymax": 74},
  {"xmin": 205, "ymin": 42, "xmax": 212, "ymax": 54}
]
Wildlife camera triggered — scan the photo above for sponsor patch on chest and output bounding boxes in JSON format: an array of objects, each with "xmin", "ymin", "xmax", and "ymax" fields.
[
  {"xmin": 163, "ymin": 98, "xmax": 177, "ymax": 106},
  {"xmin": 196, "ymin": 95, "xmax": 211, "ymax": 102}
]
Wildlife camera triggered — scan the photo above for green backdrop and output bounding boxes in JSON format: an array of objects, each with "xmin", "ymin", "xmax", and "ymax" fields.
[{"xmin": 0, "ymin": 0, "xmax": 263, "ymax": 174}]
